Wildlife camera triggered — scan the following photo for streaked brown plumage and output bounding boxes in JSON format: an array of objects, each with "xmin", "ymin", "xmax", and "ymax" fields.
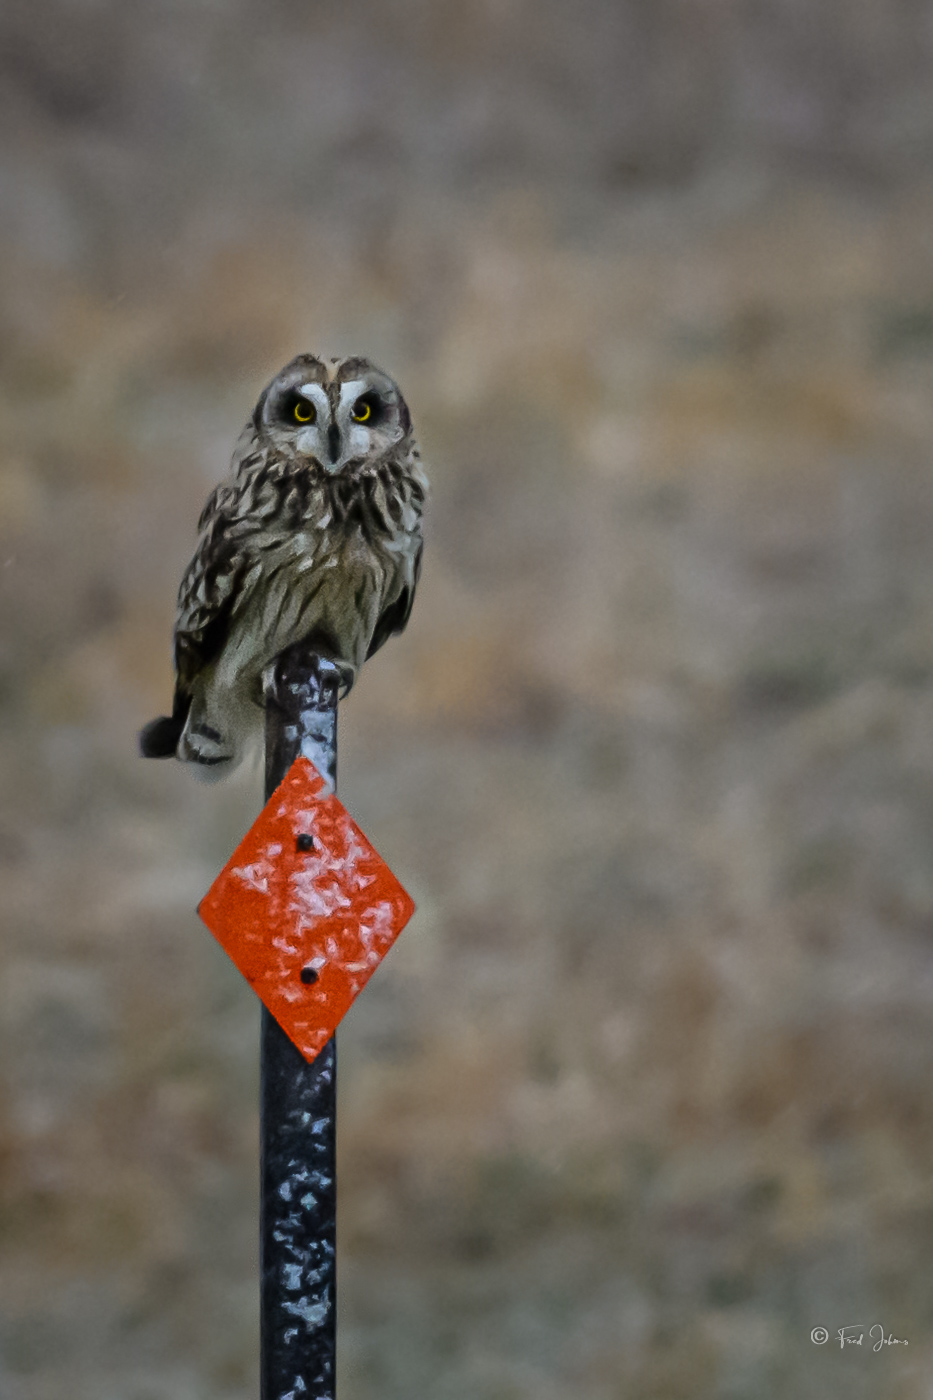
[{"xmin": 140, "ymin": 354, "xmax": 427, "ymax": 773}]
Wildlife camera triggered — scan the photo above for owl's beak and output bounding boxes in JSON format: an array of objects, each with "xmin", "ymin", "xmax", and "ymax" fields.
[{"xmin": 326, "ymin": 423, "xmax": 341, "ymax": 466}]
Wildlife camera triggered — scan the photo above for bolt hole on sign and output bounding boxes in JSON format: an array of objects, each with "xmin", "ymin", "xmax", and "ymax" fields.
[{"xmin": 198, "ymin": 756, "xmax": 415, "ymax": 1062}]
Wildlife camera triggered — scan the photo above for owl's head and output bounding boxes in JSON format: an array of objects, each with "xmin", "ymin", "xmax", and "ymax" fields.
[{"xmin": 252, "ymin": 354, "xmax": 412, "ymax": 473}]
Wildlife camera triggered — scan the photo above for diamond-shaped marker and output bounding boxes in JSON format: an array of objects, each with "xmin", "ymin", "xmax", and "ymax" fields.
[{"xmin": 198, "ymin": 756, "xmax": 415, "ymax": 1063}]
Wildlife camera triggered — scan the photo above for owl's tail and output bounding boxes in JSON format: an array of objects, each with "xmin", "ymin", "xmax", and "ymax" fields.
[{"xmin": 138, "ymin": 690, "xmax": 190, "ymax": 759}]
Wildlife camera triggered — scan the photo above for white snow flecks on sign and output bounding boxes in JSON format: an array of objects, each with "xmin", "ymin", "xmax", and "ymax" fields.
[
  {"xmin": 286, "ymin": 870, "xmax": 353, "ymax": 921},
  {"xmin": 230, "ymin": 859, "xmax": 273, "ymax": 896}
]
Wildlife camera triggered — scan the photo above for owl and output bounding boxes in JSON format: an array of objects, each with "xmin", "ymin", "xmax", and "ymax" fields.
[{"xmin": 139, "ymin": 354, "xmax": 427, "ymax": 773}]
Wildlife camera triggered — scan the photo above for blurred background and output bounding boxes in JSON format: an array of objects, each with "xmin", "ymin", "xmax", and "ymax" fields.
[{"xmin": 2, "ymin": 1, "xmax": 933, "ymax": 1396}]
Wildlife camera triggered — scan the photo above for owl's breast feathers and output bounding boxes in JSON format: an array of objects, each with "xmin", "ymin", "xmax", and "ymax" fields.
[{"xmin": 173, "ymin": 443, "xmax": 426, "ymax": 693}]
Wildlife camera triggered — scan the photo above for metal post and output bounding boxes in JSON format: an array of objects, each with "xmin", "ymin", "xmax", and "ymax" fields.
[{"xmin": 261, "ymin": 643, "xmax": 341, "ymax": 1400}]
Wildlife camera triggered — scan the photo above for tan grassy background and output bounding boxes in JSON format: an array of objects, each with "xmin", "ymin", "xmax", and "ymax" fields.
[{"xmin": 3, "ymin": 3, "xmax": 933, "ymax": 1396}]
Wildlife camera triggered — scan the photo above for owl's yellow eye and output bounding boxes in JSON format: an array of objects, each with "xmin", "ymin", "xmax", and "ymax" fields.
[
  {"xmin": 351, "ymin": 398, "xmax": 372, "ymax": 423},
  {"xmin": 294, "ymin": 400, "xmax": 315, "ymax": 424}
]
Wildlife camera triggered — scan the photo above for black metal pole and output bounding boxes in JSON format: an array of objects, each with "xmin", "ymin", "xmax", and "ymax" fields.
[{"xmin": 261, "ymin": 643, "xmax": 341, "ymax": 1400}]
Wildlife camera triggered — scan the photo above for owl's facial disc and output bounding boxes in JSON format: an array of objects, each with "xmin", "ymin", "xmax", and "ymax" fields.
[{"xmin": 258, "ymin": 360, "xmax": 408, "ymax": 474}]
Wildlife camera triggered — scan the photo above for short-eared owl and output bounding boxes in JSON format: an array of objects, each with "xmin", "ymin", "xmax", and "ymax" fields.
[{"xmin": 139, "ymin": 354, "xmax": 427, "ymax": 773}]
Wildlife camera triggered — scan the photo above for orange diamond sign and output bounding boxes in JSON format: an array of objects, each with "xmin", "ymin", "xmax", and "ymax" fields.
[{"xmin": 198, "ymin": 756, "xmax": 416, "ymax": 1063}]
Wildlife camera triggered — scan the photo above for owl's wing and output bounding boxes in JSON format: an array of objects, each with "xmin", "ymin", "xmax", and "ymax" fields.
[
  {"xmin": 173, "ymin": 481, "xmax": 261, "ymax": 692},
  {"xmin": 366, "ymin": 538, "xmax": 423, "ymax": 660}
]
